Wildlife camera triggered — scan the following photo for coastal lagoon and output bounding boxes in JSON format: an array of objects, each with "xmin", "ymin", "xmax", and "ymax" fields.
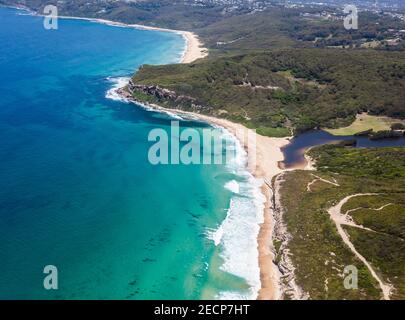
[
  {"xmin": 0, "ymin": 7, "xmax": 263, "ymax": 299},
  {"xmin": 282, "ymin": 130, "xmax": 405, "ymax": 168}
]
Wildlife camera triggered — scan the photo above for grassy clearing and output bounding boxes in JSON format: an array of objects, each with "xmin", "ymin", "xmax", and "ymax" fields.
[
  {"xmin": 255, "ymin": 126, "xmax": 291, "ymax": 138},
  {"xmin": 324, "ymin": 113, "xmax": 405, "ymax": 136}
]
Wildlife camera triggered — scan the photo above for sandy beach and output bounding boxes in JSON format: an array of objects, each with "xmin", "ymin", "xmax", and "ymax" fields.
[
  {"xmin": 166, "ymin": 111, "xmax": 289, "ymax": 300},
  {"xmin": 72, "ymin": 7, "xmax": 288, "ymax": 297},
  {"xmin": 115, "ymin": 90, "xmax": 290, "ymax": 299},
  {"xmin": 201, "ymin": 116, "xmax": 289, "ymax": 300},
  {"xmin": 54, "ymin": 9, "xmax": 283, "ymax": 299},
  {"xmin": 10, "ymin": 4, "xmax": 208, "ymax": 64},
  {"xmin": 180, "ymin": 31, "xmax": 208, "ymax": 63},
  {"xmin": 48, "ymin": 15, "xmax": 208, "ymax": 64}
]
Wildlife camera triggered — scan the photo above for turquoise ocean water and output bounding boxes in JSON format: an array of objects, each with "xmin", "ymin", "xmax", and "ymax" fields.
[{"xmin": 0, "ymin": 7, "xmax": 264, "ymax": 299}]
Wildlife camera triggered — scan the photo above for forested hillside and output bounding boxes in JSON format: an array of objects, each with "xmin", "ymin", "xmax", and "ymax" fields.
[
  {"xmin": 131, "ymin": 49, "xmax": 405, "ymax": 134},
  {"xmin": 2, "ymin": 0, "xmax": 405, "ymax": 52},
  {"xmin": 4, "ymin": 0, "xmax": 404, "ymax": 134},
  {"xmin": 197, "ymin": 8, "xmax": 405, "ymax": 54},
  {"xmin": 0, "ymin": 0, "xmax": 246, "ymax": 29}
]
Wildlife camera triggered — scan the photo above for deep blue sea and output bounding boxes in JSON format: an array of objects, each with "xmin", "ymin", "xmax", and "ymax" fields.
[{"xmin": 0, "ymin": 7, "xmax": 264, "ymax": 299}]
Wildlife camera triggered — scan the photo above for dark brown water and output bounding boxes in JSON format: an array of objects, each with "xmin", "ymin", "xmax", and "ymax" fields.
[{"xmin": 282, "ymin": 130, "xmax": 405, "ymax": 168}]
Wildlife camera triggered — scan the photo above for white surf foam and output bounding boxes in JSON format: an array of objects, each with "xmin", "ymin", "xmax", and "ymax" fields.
[
  {"xmin": 105, "ymin": 76, "xmax": 130, "ymax": 102},
  {"xmin": 224, "ymin": 180, "xmax": 240, "ymax": 194},
  {"xmin": 206, "ymin": 221, "xmax": 225, "ymax": 247},
  {"xmin": 16, "ymin": 12, "xmax": 32, "ymax": 16},
  {"xmin": 215, "ymin": 178, "xmax": 265, "ymax": 300},
  {"xmin": 104, "ymin": 78, "xmax": 264, "ymax": 299},
  {"xmin": 179, "ymin": 32, "xmax": 189, "ymax": 63},
  {"xmin": 105, "ymin": 82, "xmax": 264, "ymax": 298},
  {"xmin": 105, "ymin": 77, "xmax": 184, "ymax": 120},
  {"xmin": 154, "ymin": 109, "xmax": 184, "ymax": 120},
  {"xmin": 206, "ymin": 128, "xmax": 266, "ymax": 300}
]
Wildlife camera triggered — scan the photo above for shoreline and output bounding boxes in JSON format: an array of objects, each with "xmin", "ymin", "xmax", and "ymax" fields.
[
  {"xmin": 56, "ymin": 16, "xmax": 208, "ymax": 64},
  {"xmin": 10, "ymin": 4, "xmax": 284, "ymax": 299},
  {"xmin": 117, "ymin": 88, "xmax": 290, "ymax": 299},
  {"xmin": 186, "ymin": 113, "xmax": 289, "ymax": 300},
  {"xmin": 7, "ymin": 5, "xmax": 208, "ymax": 64},
  {"xmin": 203, "ymin": 118, "xmax": 288, "ymax": 300},
  {"xmin": 59, "ymin": 6, "xmax": 286, "ymax": 299}
]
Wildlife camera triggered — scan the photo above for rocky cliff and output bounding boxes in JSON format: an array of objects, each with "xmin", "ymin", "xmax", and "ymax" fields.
[{"xmin": 124, "ymin": 80, "xmax": 213, "ymax": 114}]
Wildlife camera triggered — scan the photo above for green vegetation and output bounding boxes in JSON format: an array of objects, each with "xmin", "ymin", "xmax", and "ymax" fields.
[
  {"xmin": 1, "ymin": 0, "xmax": 237, "ymax": 30},
  {"xmin": 341, "ymin": 195, "xmax": 405, "ymax": 238},
  {"xmin": 325, "ymin": 113, "xmax": 405, "ymax": 136},
  {"xmin": 3, "ymin": 1, "xmax": 404, "ymax": 53},
  {"xmin": 197, "ymin": 8, "xmax": 405, "ymax": 55},
  {"xmin": 279, "ymin": 146, "xmax": 405, "ymax": 299},
  {"xmin": 369, "ymin": 130, "xmax": 404, "ymax": 140},
  {"xmin": 6, "ymin": 0, "xmax": 404, "ymax": 299},
  {"xmin": 255, "ymin": 126, "xmax": 291, "ymax": 138},
  {"xmin": 308, "ymin": 146, "xmax": 405, "ymax": 179},
  {"xmin": 278, "ymin": 170, "xmax": 382, "ymax": 299},
  {"xmin": 132, "ymin": 49, "xmax": 405, "ymax": 135},
  {"xmin": 344, "ymin": 227, "xmax": 404, "ymax": 300},
  {"xmin": 5, "ymin": 2, "xmax": 405, "ymax": 137},
  {"xmin": 131, "ymin": 90, "xmax": 159, "ymax": 104}
]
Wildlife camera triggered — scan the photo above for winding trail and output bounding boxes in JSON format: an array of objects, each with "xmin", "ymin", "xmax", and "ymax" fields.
[
  {"xmin": 345, "ymin": 203, "xmax": 394, "ymax": 216},
  {"xmin": 307, "ymin": 174, "xmax": 340, "ymax": 192},
  {"xmin": 327, "ymin": 194, "xmax": 393, "ymax": 300}
]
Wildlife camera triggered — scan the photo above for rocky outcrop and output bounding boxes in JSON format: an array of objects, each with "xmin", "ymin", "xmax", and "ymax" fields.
[
  {"xmin": 271, "ymin": 173, "xmax": 309, "ymax": 300},
  {"xmin": 128, "ymin": 80, "xmax": 177, "ymax": 100},
  {"xmin": 125, "ymin": 80, "xmax": 213, "ymax": 114}
]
